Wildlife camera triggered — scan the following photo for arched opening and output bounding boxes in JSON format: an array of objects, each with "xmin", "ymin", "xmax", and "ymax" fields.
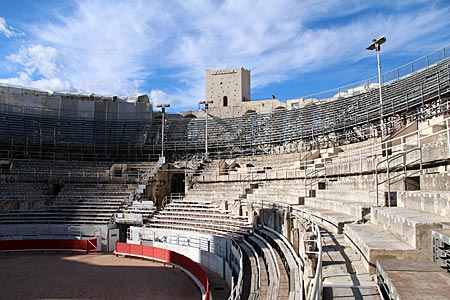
[{"xmin": 223, "ymin": 96, "xmax": 228, "ymax": 107}]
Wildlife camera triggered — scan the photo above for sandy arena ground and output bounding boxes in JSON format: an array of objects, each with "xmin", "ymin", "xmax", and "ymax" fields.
[{"xmin": 0, "ymin": 253, "xmax": 202, "ymax": 300}]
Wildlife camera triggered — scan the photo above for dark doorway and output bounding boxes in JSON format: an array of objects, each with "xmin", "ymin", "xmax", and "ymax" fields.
[{"xmin": 171, "ymin": 173, "xmax": 185, "ymax": 194}]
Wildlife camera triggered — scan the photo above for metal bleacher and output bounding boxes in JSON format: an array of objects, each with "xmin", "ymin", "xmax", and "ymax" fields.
[{"xmin": 158, "ymin": 48, "xmax": 450, "ymax": 158}]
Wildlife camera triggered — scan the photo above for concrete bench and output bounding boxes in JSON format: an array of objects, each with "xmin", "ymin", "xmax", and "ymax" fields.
[
  {"xmin": 377, "ymin": 259, "xmax": 450, "ymax": 300},
  {"xmin": 371, "ymin": 207, "xmax": 449, "ymax": 250},
  {"xmin": 397, "ymin": 191, "xmax": 450, "ymax": 217},
  {"xmin": 304, "ymin": 197, "xmax": 371, "ymax": 221},
  {"xmin": 302, "ymin": 206, "xmax": 358, "ymax": 234},
  {"xmin": 344, "ymin": 223, "xmax": 421, "ymax": 274}
]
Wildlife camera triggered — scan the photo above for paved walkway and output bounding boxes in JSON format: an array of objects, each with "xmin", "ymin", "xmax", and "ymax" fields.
[
  {"xmin": 205, "ymin": 269, "xmax": 231, "ymax": 300},
  {"xmin": 321, "ymin": 229, "xmax": 381, "ymax": 300}
]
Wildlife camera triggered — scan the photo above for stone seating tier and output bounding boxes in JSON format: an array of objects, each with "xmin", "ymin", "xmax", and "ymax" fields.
[
  {"xmin": 371, "ymin": 207, "xmax": 448, "ymax": 250},
  {"xmin": 148, "ymin": 223, "xmax": 243, "ymax": 238},
  {"xmin": 344, "ymin": 223, "xmax": 421, "ymax": 274},
  {"xmin": 300, "ymin": 206, "xmax": 357, "ymax": 234},
  {"xmin": 151, "ymin": 216, "xmax": 250, "ymax": 230},
  {"xmin": 248, "ymin": 234, "xmax": 280, "ymax": 299},
  {"xmin": 314, "ymin": 189, "xmax": 377, "ymax": 205},
  {"xmin": 150, "ymin": 218, "xmax": 251, "ymax": 234},
  {"xmin": 397, "ymin": 191, "xmax": 450, "ymax": 217},
  {"xmin": 303, "ymin": 198, "xmax": 371, "ymax": 221}
]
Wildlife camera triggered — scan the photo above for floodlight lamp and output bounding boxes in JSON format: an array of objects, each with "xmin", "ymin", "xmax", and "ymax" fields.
[
  {"xmin": 366, "ymin": 36, "xmax": 386, "ymax": 51},
  {"xmin": 157, "ymin": 103, "xmax": 170, "ymax": 108}
]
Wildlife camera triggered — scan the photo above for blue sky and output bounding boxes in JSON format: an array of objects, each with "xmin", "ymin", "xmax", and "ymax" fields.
[{"xmin": 1, "ymin": 0, "xmax": 449, "ymax": 112}]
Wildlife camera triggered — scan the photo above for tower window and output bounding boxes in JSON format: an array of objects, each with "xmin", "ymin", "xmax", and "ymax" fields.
[{"xmin": 223, "ymin": 96, "xmax": 228, "ymax": 107}]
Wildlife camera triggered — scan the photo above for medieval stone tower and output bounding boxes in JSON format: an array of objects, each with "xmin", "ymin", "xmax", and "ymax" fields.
[{"xmin": 205, "ymin": 67, "xmax": 251, "ymax": 110}]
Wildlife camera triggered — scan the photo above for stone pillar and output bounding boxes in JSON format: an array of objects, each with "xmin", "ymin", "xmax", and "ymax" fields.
[{"xmin": 282, "ymin": 210, "xmax": 292, "ymax": 242}]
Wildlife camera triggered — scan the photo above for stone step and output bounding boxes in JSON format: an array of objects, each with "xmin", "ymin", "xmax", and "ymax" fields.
[
  {"xmin": 246, "ymin": 194, "xmax": 303, "ymax": 205},
  {"xmin": 344, "ymin": 223, "xmax": 421, "ymax": 274},
  {"xmin": 315, "ymin": 189, "xmax": 377, "ymax": 204},
  {"xmin": 251, "ymin": 188, "xmax": 308, "ymax": 197},
  {"xmin": 377, "ymin": 259, "xmax": 450, "ymax": 300},
  {"xmin": 301, "ymin": 206, "xmax": 357, "ymax": 234},
  {"xmin": 397, "ymin": 191, "xmax": 450, "ymax": 217},
  {"xmin": 184, "ymin": 192, "xmax": 238, "ymax": 198},
  {"xmin": 304, "ymin": 197, "xmax": 371, "ymax": 220},
  {"xmin": 371, "ymin": 207, "xmax": 449, "ymax": 249},
  {"xmin": 321, "ymin": 231, "xmax": 381, "ymax": 300},
  {"xmin": 153, "ymin": 213, "xmax": 249, "ymax": 224},
  {"xmin": 420, "ymin": 124, "xmax": 445, "ymax": 135}
]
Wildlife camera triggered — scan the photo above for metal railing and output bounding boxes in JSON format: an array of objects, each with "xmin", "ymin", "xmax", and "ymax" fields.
[
  {"xmin": 333, "ymin": 114, "xmax": 450, "ymax": 176},
  {"xmin": 160, "ymin": 193, "xmax": 185, "ymax": 210},
  {"xmin": 228, "ymin": 239, "xmax": 244, "ymax": 300},
  {"xmin": 305, "ymin": 166, "xmax": 326, "ymax": 192},
  {"xmin": 375, "ymin": 147, "xmax": 422, "ymax": 206},
  {"xmin": 290, "ymin": 206, "xmax": 322, "ymax": 300},
  {"xmin": 139, "ymin": 156, "xmax": 165, "ymax": 185},
  {"xmin": 294, "ymin": 44, "xmax": 450, "ymax": 103}
]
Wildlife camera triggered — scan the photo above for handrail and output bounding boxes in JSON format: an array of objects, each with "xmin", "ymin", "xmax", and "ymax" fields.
[
  {"xmin": 290, "ymin": 206, "xmax": 322, "ymax": 300},
  {"xmin": 160, "ymin": 193, "xmax": 185, "ymax": 210},
  {"xmin": 228, "ymin": 239, "xmax": 244, "ymax": 300},
  {"xmin": 289, "ymin": 44, "xmax": 450, "ymax": 103},
  {"xmin": 242, "ymin": 239, "xmax": 261, "ymax": 294},
  {"xmin": 336, "ymin": 115, "xmax": 450, "ymax": 162},
  {"xmin": 140, "ymin": 156, "xmax": 165, "ymax": 185},
  {"xmin": 375, "ymin": 147, "xmax": 422, "ymax": 206},
  {"xmin": 249, "ymin": 232, "xmax": 280, "ymax": 300},
  {"xmin": 305, "ymin": 166, "xmax": 326, "ymax": 192}
]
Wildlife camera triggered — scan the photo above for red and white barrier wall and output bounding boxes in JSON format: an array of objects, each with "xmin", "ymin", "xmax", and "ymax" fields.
[
  {"xmin": 0, "ymin": 238, "xmax": 98, "ymax": 253},
  {"xmin": 115, "ymin": 242, "xmax": 211, "ymax": 300}
]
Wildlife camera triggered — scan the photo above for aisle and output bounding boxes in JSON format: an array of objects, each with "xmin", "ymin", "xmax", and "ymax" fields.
[{"xmin": 321, "ymin": 229, "xmax": 381, "ymax": 300}]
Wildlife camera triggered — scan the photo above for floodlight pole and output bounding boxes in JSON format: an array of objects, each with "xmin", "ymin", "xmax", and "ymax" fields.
[
  {"xmin": 157, "ymin": 103, "xmax": 170, "ymax": 159},
  {"xmin": 367, "ymin": 36, "xmax": 387, "ymax": 137},
  {"xmin": 199, "ymin": 100, "xmax": 213, "ymax": 159}
]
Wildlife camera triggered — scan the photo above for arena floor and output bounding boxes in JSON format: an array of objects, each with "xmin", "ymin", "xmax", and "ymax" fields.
[{"xmin": 0, "ymin": 253, "xmax": 202, "ymax": 300}]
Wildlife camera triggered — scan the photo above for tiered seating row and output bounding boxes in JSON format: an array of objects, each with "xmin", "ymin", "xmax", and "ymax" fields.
[
  {"xmin": 238, "ymin": 240, "xmax": 260, "ymax": 300},
  {"xmin": 149, "ymin": 200, "xmax": 251, "ymax": 237},
  {"xmin": 0, "ymin": 183, "xmax": 131, "ymax": 225},
  {"xmin": 258, "ymin": 227, "xmax": 302, "ymax": 299},
  {"xmin": 9, "ymin": 159, "xmax": 113, "ymax": 178},
  {"xmin": 0, "ymin": 110, "xmax": 153, "ymax": 161},
  {"xmin": 248, "ymin": 233, "xmax": 281, "ymax": 300}
]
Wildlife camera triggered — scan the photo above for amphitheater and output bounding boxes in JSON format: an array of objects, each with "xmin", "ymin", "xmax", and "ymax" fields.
[{"xmin": 1, "ymin": 45, "xmax": 450, "ymax": 300}]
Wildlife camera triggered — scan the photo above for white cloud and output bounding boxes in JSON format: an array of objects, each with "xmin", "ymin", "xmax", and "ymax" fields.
[
  {"xmin": 163, "ymin": 1, "xmax": 450, "ymax": 105},
  {"xmin": 28, "ymin": 0, "xmax": 173, "ymax": 95},
  {"xmin": 7, "ymin": 45, "xmax": 60, "ymax": 78},
  {"xmin": 0, "ymin": 17, "xmax": 23, "ymax": 38},
  {"xmin": 0, "ymin": 44, "xmax": 73, "ymax": 91},
  {"xmin": 149, "ymin": 89, "xmax": 174, "ymax": 107}
]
